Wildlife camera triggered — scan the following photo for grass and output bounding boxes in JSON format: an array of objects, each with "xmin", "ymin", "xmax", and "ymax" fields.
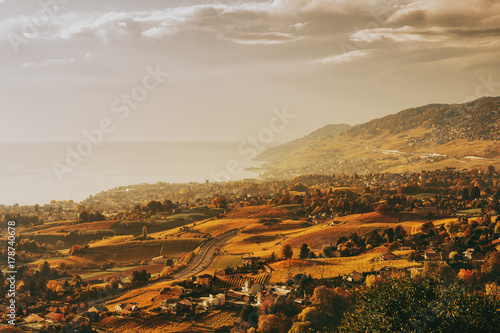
[{"xmin": 204, "ymin": 255, "xmax": 244, "ymax": 274}]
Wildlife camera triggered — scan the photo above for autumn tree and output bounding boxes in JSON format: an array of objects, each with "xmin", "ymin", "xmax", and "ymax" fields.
[
  {"xmin": 257, "ymin": 314, "xmax": 292, "ymax": 333},
  {"xmin": 281, "ymin": 244, "xmax": 293, "ymax": 259},
  {"xmin": 212, "ymin": 196, "xmax": 228, "ymax": 209},
  {"xmin": 306, "ymin": 286, "xmax": 353, "ymax": 331},
  {"xmin": 339, "ymin": 277, "xmax": 500, "ymax": 333},
  {"xmin": 482, "ymin": 251, "xmax": 500, "ymax": 283}
]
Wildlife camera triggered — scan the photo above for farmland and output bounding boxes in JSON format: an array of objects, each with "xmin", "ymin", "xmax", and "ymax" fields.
[
  {"xmin": 76, "ymin": 239, "xmax": 204, "ymax": 263},
  {"xmin": 268, "ymin": 253, "xmax": 421, "ymax": 283}
]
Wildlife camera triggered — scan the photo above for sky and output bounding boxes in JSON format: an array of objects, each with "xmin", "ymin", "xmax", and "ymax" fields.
[{"xmin": 1, "ymin": 0, "xmax": 500, "ymax": 143}]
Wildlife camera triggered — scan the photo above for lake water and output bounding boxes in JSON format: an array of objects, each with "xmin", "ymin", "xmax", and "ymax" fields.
[{"xmin": 0, "ymin": 141, "xmax": 263, "ymax": 206}]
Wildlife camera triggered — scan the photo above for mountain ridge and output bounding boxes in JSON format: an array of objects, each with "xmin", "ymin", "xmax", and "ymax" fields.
[{"xmin": 257, "ymin": 96, "xmax": 500, "ymax": 177}]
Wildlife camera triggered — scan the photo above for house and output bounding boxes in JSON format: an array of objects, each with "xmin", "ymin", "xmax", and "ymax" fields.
[
  {"xmin": 270, "ymin": 284, "xmax": 293, "ymax": 296},
  {"xmin": 242, "ymin": 280, "xmax": 264, "ymax": 295},
  {"xmin": 152, "ymin": 256, "xmax": 168, "ymax": 264},
  {"xmin": 242, "ymin": 256, "xmax": 262, "ymax": 266},
  {"xmin": 87, "ymin": 305, "xmax": 107, "ymax": 313},
  {"xmin": 408, "ymin": 266, "xmax": 424, "ymax": 277},
  {"xmin": 216, "ymin": 268, "xmax": 242, "ymax": 279},
  {"xmin": 161, "ymin": 299, "xmax": 182, "ymax": 314},
  {"xmin": 115, "ymin": 303, "xmax": 138, "ymax": 313},
  {"xmin": 70, "ymin": 315, "xmax": 90, "ymax": 329},
  {"xmin": 346, "ymin": 270, "xmax": 364, "ymax": 282},
  {"xmin": 257, "ymin": 291, "xmax": 278, "ymax": 305},
  {"xmin": 463, "ymin": 248, "xmax": 476, "ymax": 260},
  {"xmin": 24, "ymin": 314, "xmax": 45, "ymax": 323},
  {"xmin": 197, "ymin": 274, "xmax": 212, "ymax": 286},
  {"xmin": 423, "ymin": 248, "xmax": 443, "ymax": 261},
  {"xmin": 379, "ymin": 266, "xmax": 399, "ymax": 278},
  {"xmin": 44, "ymin": 312, "xmax": 64, "ymax": 323},
  {"xmin": 200, "ymin": 293, "xmax": 225, "ymax": 309},
  {"xmin": 379, "ymin": 251, "xmax": 398, "ymax": 261}
]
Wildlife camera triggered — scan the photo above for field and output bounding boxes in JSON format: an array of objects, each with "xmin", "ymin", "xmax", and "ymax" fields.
[
  {"xmin": 268, "ymin": 251, "xmax": 421, "ymax": 283},
  {"xmin": 204, "ymin": 255, "xmax": 244, "ymax": 274},
  {"xmin": 29, "ymin": 220, "xmax": 120, "ymax": 234},
  {"xmin": 76, "ymin": 238, "xmax": 204, "ymax": 263}
]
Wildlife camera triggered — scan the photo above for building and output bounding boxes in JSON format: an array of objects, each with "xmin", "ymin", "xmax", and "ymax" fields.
[
  {"xmin": 197, "ymin": 274, "xmax": 212, "ymax": 286},
  {"xmin": 346, "ymin": 270, "xmax": 364, "ymax": 282},
  {"xmin": 379, "ymin": 251, "xmax": 398, "ymax": 261},
  {"xmin": 379, "ymin": 266, "xmax": 400, "ymax": 278},
  {"xmin": 216, "ymin": 268, "xmax": 242, "ymax": 279},
  {"xmin": 242, "ymin": 280, "xmax": 264, "ymax": 295}
]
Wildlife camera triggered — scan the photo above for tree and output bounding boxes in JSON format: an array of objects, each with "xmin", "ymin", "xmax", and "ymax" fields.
[
  {"xmin": 394, "ymin": 225, "xmax": 407, "ymax": 240},
  {"xmin": 375, "ymin": 203, "xmax": 389, "ymax": 215},
  {"xmin": 281, "ymin": 244, "xmax": 293, "ymax": 259},
  {"xmin": 462, "ymin": 188, "xmax": 470, "ymax": 201},
  {"xmin": 296, "ymin": 307, "xmax": 323, "ymax": 331},
  {"xmin": 240, "ymin": 304, "xmax": 257, "ymax": 323},
  {"xmin": 212, "ymin": 196, "xmax": 228, "ymax": 209},
  {"xmin": 309, "ymin": 286, "xmax": 353, "ymax": 330},
  {"xmin": 47, "ymin": 280, "xmax": 62, "ymax": 292},
  {"xmin": 38, "ymin": 261, "xmax": 51, "ymax": 277},
  {"xmin": 289, "ymin": 321, "xmax": 314, "ymax": 333},
  {"xmin": 257, "ymin": 314, "xmax": 291, "ymax": 333},
  {"xmin": 78, "ymin": 211, "xmax": 90, "ymax": 223},
  {"xmin": 422, "ymin": 261, "xmax": 456, "ymax": 282},
  {"xmin": 471, "ymin": 186, "xmax": 481, "ymax": 200},
  {"xmin": 384, "ymin": 227, "xmax": 395, "ymax": 243},
  {"xmin": 299, "ymin": 244, "xmax": 310, "ymax": 259},
  {"xmin": 339, "ymin": 277, "xmax": 500, "ymax": 333},
  {"xmin": 482, "ymin": 251, "xmax": 500, "ymax": 282}
]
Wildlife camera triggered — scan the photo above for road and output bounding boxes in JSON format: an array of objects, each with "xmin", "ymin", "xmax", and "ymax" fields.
[
  {"xmin": 170, "ymin": 229, "xmax": 239, "ymax": 280},
  {"xmin": 84, "ymin": 229, "xmax": 239, "ymax": 309}
]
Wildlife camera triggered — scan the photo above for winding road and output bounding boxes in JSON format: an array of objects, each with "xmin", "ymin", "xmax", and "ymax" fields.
[{"xmin": 170, "ymin": 229, "xmax": 239, "ymax": 280}]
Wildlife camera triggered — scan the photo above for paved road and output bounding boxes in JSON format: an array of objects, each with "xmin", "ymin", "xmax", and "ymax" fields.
[
  {"xmin": 170, "ymin": 229, "xmax": 239, "ymax": 280},
  {"xmin": 85, "ymin": 230, "xmax": 239, "ymax": 309}
]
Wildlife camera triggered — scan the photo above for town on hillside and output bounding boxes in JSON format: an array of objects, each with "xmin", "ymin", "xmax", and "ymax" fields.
[{"xmin": 1, "ymin": 167, "xmax": 500, "ymax": 332}]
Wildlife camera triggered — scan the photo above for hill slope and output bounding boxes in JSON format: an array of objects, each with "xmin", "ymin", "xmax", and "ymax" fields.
[
  {"xmin": 257, "ymin": 97, "xmax": 500, "ymax": 176},
  {"xmin": 255, "ymin": 123, "xmax": 351, "ymax": 162}
]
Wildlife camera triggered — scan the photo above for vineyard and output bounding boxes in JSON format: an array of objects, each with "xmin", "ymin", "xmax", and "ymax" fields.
[
  {"xmin": 196, "ymin": 310, "xmax": 239, "ymax": 329},
  {"xmin": 268, "ymin": 252, "xmax": 421, "ymax": 283},
  {"xmin": 100, "ymin": 313, "xmax": 196, "ymax": 333},
  {"xmin": 212, "ymin": 272, "xmax": 270, "ymax": 289},
  {"xmin": 76, "ymin": 239, "xmax": 203, "ymax": 263}
]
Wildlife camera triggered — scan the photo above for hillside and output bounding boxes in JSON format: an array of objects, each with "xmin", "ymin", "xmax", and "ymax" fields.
[
  {"xmin": 255, "ymin": 123, "xmax": 351, "ymax": 162},
  {"xmin": 257, "ymin": 97, "xmax": 500, "ymax": 177}
]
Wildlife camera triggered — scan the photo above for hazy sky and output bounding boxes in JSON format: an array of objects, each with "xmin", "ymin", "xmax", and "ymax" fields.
[{"xmin": 1, "ymin": 0, "xmax": 499, "ymax": 143}]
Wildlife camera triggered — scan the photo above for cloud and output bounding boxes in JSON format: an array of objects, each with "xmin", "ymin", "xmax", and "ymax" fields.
[
  {"xmin": 219, "ymin": 31, "xmax": 303, "ymax": 44},
  {"xmin": 310, "ymin": 49, "xmax": 371, "ymax": 64}
]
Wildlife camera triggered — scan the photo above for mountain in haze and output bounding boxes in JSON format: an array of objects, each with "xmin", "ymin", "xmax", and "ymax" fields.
[
  {"xmin": 256, "ymin": 123, "xmax": 351, "ymax": 162},
  {"xmin": 257, "ymin": 97, "xmax": 500, "ymax": 176}
]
